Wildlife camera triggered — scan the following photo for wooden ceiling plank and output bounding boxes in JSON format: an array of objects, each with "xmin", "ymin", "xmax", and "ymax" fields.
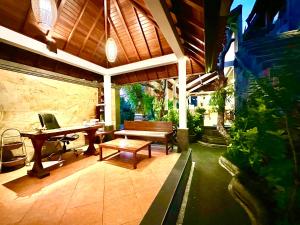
[
  {"xmin": 78, "ymin": 8, "xmax": 103, "ymax": 56},
  {"xmin": 48, "ymin": 0, "xmax": 69, "ymax": 37},
  {"xmin": 129, "ymin": 0, "xmax": 159, "ymax": 29},
  {"xmin": 155, "ymin": 27, "xmax": 164, "ymax": 55},
  {"xmin": 108, "ymin": 16, "xmax": 130, "ymax": 63},
  {"xmin": 91, "ymin": 33, "xmax": 105, "ymax": 59},
  {"xmin": 114, "ymin": 0, "xmax": 141, "ymax": 60},
  {"xmin": 63, "ymin": 0, "xmax": 90, "ymax": 50}
]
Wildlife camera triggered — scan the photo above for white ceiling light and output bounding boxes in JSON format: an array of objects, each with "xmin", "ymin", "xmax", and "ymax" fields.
[
  {"xmin": 105, "ymin": 37, "xmax": 117, "ymax": 63},
  {"xmin": 105, "ymin": 0, "xmax": 117, "ymax": 63},
  {"xmin": 31, "ymin": 0, "xmax": 57, "ymax": 33}
]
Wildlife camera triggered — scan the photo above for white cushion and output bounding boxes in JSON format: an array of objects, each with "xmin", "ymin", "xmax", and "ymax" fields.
[{"xmin": 114, "ymin": 130, "xmax": 168, "ymax": 138}]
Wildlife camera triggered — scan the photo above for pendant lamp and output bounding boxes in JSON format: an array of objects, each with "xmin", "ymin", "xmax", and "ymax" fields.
[
  {"xmin": 31, "ymin": 0, "xmax": 57, "ymax": 33},
  {"xmin": 105, "ymin": 0, "xmax": 117, "ymax": 62}
]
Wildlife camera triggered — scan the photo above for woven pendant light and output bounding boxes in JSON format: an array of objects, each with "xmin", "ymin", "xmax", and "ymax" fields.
[
  {"xmin": 31, "ymin": 0, "xmax": 57, "ymax": 32},
  {"xmin": 104, "ymin": 0, "xmax": 117, "ymax": 62}
]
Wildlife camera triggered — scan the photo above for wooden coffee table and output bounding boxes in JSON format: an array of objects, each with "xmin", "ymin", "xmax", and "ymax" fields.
[{"xmin": 99, "ymin": 138, "xmax": 152, "ymax": 169}]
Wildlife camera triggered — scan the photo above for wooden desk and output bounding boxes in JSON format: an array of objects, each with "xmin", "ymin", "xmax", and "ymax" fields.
[
  {"xmin": 99, "ymin": 138, "xmax": 152, "ymax": 169},
  {"xmin": 21, "ymin": 124, "xmax": 103, "ymax": 178}
]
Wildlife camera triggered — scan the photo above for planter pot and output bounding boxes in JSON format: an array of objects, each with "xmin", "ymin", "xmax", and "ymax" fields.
[
  {"xmin": 219, "ymin": 156, "xmax": 269, "ymax": 225},
  {"xmin": 134, "ymin": 113, "xmax": 144, "ymax": 121},
  {"xmin": 188, "ymin": 134, "xmax": 197, "ymax": 143}
]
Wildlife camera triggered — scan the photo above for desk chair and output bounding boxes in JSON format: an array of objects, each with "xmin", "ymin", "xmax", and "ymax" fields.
[{"xmin": 38, "ymin": 113, "xmax": 79, "ymax": 160}]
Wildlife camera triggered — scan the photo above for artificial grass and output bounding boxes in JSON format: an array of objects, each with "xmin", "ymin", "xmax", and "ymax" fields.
[{"xmin": 182, "ymin": 142, "xmax": 250, "ymax": 225}]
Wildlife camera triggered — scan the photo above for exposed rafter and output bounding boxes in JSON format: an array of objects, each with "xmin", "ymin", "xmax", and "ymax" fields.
[
  {"xmin": 78, "ymin": 8, "xmax": 103, "ymax": 56},
  {"xmin": 129, "ymin": 0, "xmax": 159, "ymax": 29},
  {"xmin": 144, "ymin": 0, "xmax": 185, "ymax": 58},
  {"xmin": 188, "ymin": 75, "xmax": 219, "ymax": 93},
  {"xmin": 63, "ymin": 0, "xmax": 89, "ymax": 50},
  {"xmin": 182, "ymin": 0, "xmax": 204, "ymax": 12},
  {"xmin": 108, "ymin": 17, "xmax": 130, "ymax": 63},
  {"xmin": 187, "ymin": 72, "xmax": 216, "ymax": 89},
  {"xmin": 114, "ymin": 0, "xmax": 141, "ymax": 60}
]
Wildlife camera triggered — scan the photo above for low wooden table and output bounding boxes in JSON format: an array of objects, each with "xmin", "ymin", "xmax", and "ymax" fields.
[{"xmin": 99, "ymin": 138, "xmax": 152, "ymax": 169}]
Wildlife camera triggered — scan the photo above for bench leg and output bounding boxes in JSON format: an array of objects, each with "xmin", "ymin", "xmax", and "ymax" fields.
[
  {"xmin": 148, "ymin": 144, "xmax": 151, "ymax": 158},
  {"xmin": 165, "ymin": 142, "xmax": 168, "ymax": 155},
  {"xmin": 99, "ymin": 146, "xmax": 103, "ymax": 161},
  {"xmin": 133, "ymin": 151, "xmax": 137, "ymax": 169}
]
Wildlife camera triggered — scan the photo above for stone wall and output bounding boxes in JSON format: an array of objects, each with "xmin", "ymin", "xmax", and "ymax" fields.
[{"xmin": 0, "ymin": 68, "xmax": 98, "ymax": 159}]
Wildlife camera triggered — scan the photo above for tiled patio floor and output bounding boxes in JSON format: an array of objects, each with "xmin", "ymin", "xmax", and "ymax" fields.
[{"xmin": 0, "ymin": 144, "xmax": 180, "ymax": 225}]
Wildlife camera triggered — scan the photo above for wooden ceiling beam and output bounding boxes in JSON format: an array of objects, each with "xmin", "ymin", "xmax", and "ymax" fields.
[
  {"xmin": 184, "ymin": 41, "xmax": 204, "ymax": 55},
  {"xmin": 134, "ymin": 9, "xmax": 151, "ymax": 58},
  {"xmin": 188, "ymin": 75, "xmax": 218, "ymax": 93},
  {"xmin": 189, "ymin": 55, "xmax": 204, "ymax": 68},
  {"xmin": 186, "ymin": 33, "xmax": 205, "ymax": 45},
  {"xmin": 78, "ymin": 8, "xmax": 103, "ymax": 56},
  {"xmin": 189, "ymin": 57, "xmax": 193, "ymax": 74},
  {"xmin": 187, "ymin": 72, "xmax": 216, "ymax": 89},
  {"xmin": 182, "ymin": 0, "xmax": 204, "ymax": 13},
  {"xmin": 63, "ymin": 0, "xmax": 89, "ymax": 50},
  {"xmin": 145, "ymin": 0, "xmax": 185, "ymax": 58},
  {"xmin": 133, "ymin": 8, "xmax": 151, "ymax": 80},
  {"xmin": 181, "ymin": 17, "xmax": 204, "ymax": 32},
  {"xmin": 20, "ymin": 5, "xmax": 31, "ymax": 32},
  {"xmin": 186, "ymin": 48, "xmax": 205, "ymax": 64},
  {"xmin": 114, "ymin": 0, "xmax": 141, "ymax": 60},
  {"xmin": 91, "ymin": 33, "xmax": 105, "ymax": 59},
  {"xmin": 108, "ymin": 16, "xmax": 130, "ymax": 63},
  {"xmin": 129, "ymin": 0, "xmax": 159, "ymax": 29}
]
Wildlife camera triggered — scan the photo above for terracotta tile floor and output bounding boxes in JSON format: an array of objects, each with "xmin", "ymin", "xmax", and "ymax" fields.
[{"xmin": 0, "ymin": 144, "xmax": 179, "ymax": 225}]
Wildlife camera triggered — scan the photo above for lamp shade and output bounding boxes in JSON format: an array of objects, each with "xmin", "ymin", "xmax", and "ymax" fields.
[
  {"xmin": 105, "ymin": 37, "xmax": 117, "ymax": 62},
  {"xmin": 31, "ymin": 0, "xmax": 57, "ymax": 32}
]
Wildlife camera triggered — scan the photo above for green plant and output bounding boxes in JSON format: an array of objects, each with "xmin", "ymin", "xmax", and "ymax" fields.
[
  {"xmin": 123, "ymin": 84, "xmax": 154, "ymax": 119},
  {"xmin": 120, "ymin": 97, "xmax": 134, "ymax": 123},
  {"xmin": 225, "ymin": 69, "xmax": 300, "ymax": 225},
  {"xmin": 187, "ymin": 107, "xmax": 205, "ymax": 138},
  {"xmin": 162, "ymin": 108, "xmax": 179, "ymax": 127},
  {"xmin": 123, "ymin": 84, "xmax": 144, "ymax": 113}
]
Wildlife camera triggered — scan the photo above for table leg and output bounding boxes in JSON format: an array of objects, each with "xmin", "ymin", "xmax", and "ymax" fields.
[
  {"xmin": 99, "ymin": 146, "xmax": 103, "ymax": 161},
  {"xmin": 27, "ymin": 137, "xmax": 50, "ymax": 178},
  {"xmin": 84, "ymin": 129, "xmax": 97, "ymax": 155},
  {"xmin": 148, "ymin": 144, "xmax": 151, "ymax": 158},
  {"xmin": 133, "ymin": 151, "xmax": 137, "ymax": 169}
]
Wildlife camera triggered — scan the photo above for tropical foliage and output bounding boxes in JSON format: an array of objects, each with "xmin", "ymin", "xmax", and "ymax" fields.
[
  {"xmin": 187, "ymin": 107, "xmax": 205, "ymax": 138},
  {"xmin": 225, "ymin": 69, "xmax": 300, "ymax": 225}
]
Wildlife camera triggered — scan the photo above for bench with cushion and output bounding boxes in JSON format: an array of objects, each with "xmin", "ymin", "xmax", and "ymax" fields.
[{"xmin": 114, "ymin": 121, "xmax": 174, "ymax": 154}]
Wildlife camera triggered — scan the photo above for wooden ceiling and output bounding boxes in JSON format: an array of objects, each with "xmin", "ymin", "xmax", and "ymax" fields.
[{"xmin": 0, "ymin": 0, "xmax": 232, "ymax": 90}]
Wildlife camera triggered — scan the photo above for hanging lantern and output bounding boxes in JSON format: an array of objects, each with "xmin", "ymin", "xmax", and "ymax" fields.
[
  {"xmin": 31, "ymin": 0, "xmax": 57, "ymax": 32},
  {"xmin": 105, "ymin": 37, "xmax": 117, "ymax": 62}
]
